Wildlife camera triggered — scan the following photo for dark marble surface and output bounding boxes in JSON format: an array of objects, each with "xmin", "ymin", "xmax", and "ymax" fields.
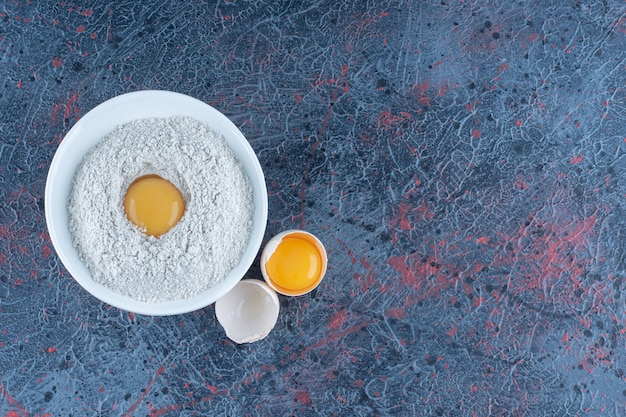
[{"xmin": 1, "ymin": 1, "xmax": 625, "ymax": 416}]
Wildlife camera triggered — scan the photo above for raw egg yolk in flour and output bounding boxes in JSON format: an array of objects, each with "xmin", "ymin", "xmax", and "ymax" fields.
[
  {"xmin": 123, "ymin": 175, "xmax": 185, "ymax": 237},
  {"xmin": 264, "ymin": 233, "xmax": 323, "ymax": 293}
]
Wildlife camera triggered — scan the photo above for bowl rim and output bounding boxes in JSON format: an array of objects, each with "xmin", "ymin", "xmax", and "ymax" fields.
[{"xmin": 45, "ymin": 90, "xmax": 268, "ymax": 316}]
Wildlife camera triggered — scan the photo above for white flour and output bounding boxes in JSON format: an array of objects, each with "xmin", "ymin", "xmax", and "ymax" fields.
[{"xmin": 68, "ymin": 116, "xmax": 253, "ymax": 303}]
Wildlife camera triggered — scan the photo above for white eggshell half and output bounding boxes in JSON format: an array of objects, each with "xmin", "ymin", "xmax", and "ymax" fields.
[{"xmin": 215, "ymin": 279, "xmax": 280, "ymax": 344}]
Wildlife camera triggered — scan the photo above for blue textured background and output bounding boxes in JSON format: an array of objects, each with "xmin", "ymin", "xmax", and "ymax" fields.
[{"xmin": 1, "ymin": 1, "xmax": 625, "ymax": 416}]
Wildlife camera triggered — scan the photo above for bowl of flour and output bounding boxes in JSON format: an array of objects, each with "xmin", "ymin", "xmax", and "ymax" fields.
[{"xmin": 45, "ymin": 91, "xmax": 268, "ymax": 316}]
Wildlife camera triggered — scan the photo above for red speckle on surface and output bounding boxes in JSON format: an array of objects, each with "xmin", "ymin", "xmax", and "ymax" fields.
[
  {"xmin": 402, "ymin": 176, "xmax": 421, "ymax": 199},
  {"xmin": 389, "ymin": 202, "xmax": 434, "ymax": 243},
  {"xmin": 123, "ymin": 366, "xmax": 166, "ymax": 417},
  {"xmin": 412, "ymin": 80, "xmax": 431, "ymax": 106},
  {"xmin": 294, "ymin": 390, "xmax": 312, "ymax": 405},
  {"xmin": 498, "ymin": 62, "xmax": 510, "ymax": 72},
  {"xmin": 388, "ymin": 203, "xmax": 413, "ymax": 233},
  {"xmin": 149, "ymin": 404, "xmax": 181, "ymax": 417},
  {"xmin": 358, "ymin": 133, "xmax": 376, "ymax": 144},
  {"xmin": 497, "ymin": 213, "xmax": 597, "ymax": 303},
  {"xmin": 354, "ymin": 271, "xmax": 378, "ymax": 294},
  {"xmin": 386, "ymin": 306, "xmax": 406, "ymax": 319},
  {"xmin": 378, "ymin": 110, "xmax": 411, "ymax": 128},
  {"xmin": 418, "ymin": 95, "xmax": 431, "ymax": 106},
  {"xmin": 416, "ymin": 80, "xmax": 429, "ymax": 95},
  {"xmin": 527, "ymin": 33, "xmax": 539, "ymax": 42},
  {"xmin": 76, "ymin": 25, "xmax": 85, "ymax": 33},
  {"xmin": 64, "ymin": 93, "xmax": 80, "ymax": 121},
  {"xmin": 612, "ymin": 16, "xmax": 626, "ymax": 35},
  {"xmin": 241, "ymin": 370, "xmax": 263, "ymax": 386},
  {"xmin": 360, "ymin": 256, "xmax": 371, "ymax": 270},
  {"xmin": 514, "ymin": 176, "xmax": 529, "ymax": 190},
  {"xmin": 0, "ymin": 384, "xmax": 29, "ymax": 417},
  {"xmin": 328, "ymin": 309, "xmax": 347, "ymax": 330},
  {"xmin": 476, "ymin": 236, "xmax": 489, "ymax": 245},
  {"xmin": 425, "ymin": 353, "xmax": 437, "ymax": 364},
  {"xmin": 293, "ymin": 321, "xmax": 370, "ymax": 361},
  {"xmin": 449, "ymin": 295, "xmax": 457, "ymax": 306},
  {"xmin": 465, "ymin": 99, "xmax": 480, "ymax": 112},
  {"xmin": 388, "ymin": 252, "xmax": 450, "ymax": 300},
  {"xmin": 81, "ymin": 8, "xmax": 93, "ymax": 17},
  {"xmin": 471, "ymin": 128, "xmax": 482, "ymax": 139},
  {"xmin": 569, "ymin": 154, "xmax": 584, "ymax": 164}
]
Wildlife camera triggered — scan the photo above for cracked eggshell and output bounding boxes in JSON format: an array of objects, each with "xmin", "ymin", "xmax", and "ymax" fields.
[
  {"xmin": 260, "ymin": 229, "xmax": 328, "ymax": 296},
  {"xmin": 215, "ymin": 279, "xmax": 280, "ymax": 344}
]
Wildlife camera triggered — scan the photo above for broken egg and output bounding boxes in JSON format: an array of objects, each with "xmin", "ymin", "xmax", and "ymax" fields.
[
  {"xmin": 215, "ymin": 279, "xmax": 280, "ymax": 344},
  {"xmin": 260, "ymin": 230, "xmax": 327, "ymax": 296}
]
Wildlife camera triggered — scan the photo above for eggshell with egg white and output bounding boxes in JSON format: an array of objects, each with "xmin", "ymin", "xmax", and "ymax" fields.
[{"xmin": 215, "ymin": 279, "xmax": 280, "ymax": 344}]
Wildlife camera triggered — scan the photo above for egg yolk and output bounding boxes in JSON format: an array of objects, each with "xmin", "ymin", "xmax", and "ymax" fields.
[
  {"xmin": 264, "ymin": 235, "xmax": 323, "ymax": 292},
  {"xmin": 123, "ymin": 175, "xmax": 185, "ymax": 237}
]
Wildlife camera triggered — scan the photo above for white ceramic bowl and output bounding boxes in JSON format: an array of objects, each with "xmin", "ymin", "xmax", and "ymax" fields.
[{"xmin": 45, "ymin": 91, "xmax": 268, "ymax": 316}]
